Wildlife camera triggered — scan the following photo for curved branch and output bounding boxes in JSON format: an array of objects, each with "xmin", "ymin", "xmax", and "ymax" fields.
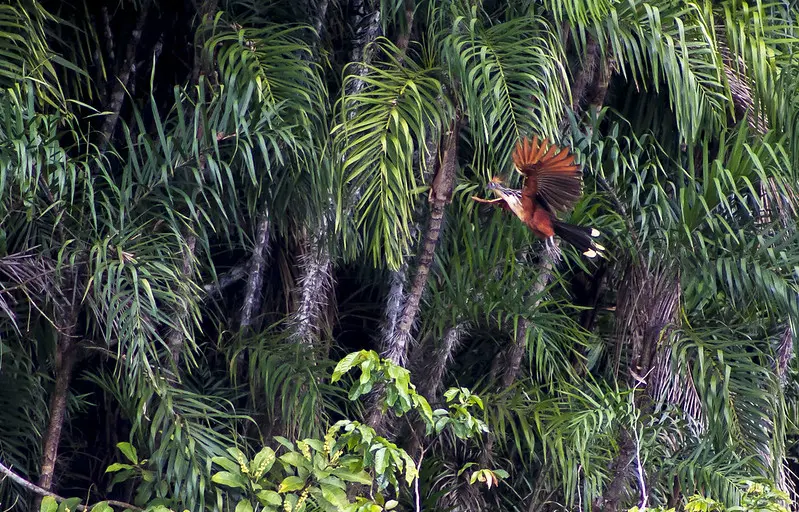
[{"xmin": 0, "ymin": 460, "xmax": 142, "ymax": 511}]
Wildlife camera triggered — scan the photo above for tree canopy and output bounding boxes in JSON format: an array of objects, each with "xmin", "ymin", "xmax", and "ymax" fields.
[{"xmin": 1, "ymin": 0, "xmax": 799, "ymax": 511}]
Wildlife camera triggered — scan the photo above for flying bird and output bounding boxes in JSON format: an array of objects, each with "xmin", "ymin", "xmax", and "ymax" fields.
[{"xmin": 472, "ymin": 136, "xmax": 605, "ymax": 259}]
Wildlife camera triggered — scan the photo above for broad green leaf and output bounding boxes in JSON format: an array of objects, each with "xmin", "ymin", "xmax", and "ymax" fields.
[
  {"xmin": 57, "ymin": 497, "xmax": 82, "ymax": 512},
  {"xmin": 332, "ymin": 468, "xmax": 373, "ymax": 485},
  {"xmin": 250, "ymin": 447, "xmax": 276, "ymax": 478},
  {"xmin": 89, "ymin": 503, "xmax": 113, "ymax": 512},
  {"xmin": 211, "ymin": 456, "xmax": 242, "ymax": 474},
  {"xmin": 211, "ymin": 471, "xmax": 247, "ymax": 489},
  {"xmin": 321, "ymin": 482, "xmax": 349, "ymax": 508},
  {"xmin": 278, "ymin": 476, "xmax": 305, "ymax": 492},
  {"xmin": 256, "ymin": 490, "xmax": 282, "ymax": 506},
  {"xmin": 116, "ymin": 442, "xmax": 138, "ymax": 464},
  {"xmin": 332, "ymin": 351, "xmax": 366, "ymax": 381},
  {"xmin": 40, "ymin": 496, "xmax": 58, "ymax": 512},
  {"xmin": 235, "ymin": 500, "xmax": 253, "ymax": 512},
  {"xmin": 105, "ymin": 463, "xmax": 133, "ymax": 473},
  {"xmin": 280, "ymin": 451, "xmax": 310, "ymax": 469}
]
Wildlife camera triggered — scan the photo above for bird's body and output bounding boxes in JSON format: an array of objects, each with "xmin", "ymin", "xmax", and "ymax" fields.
[{"xmin": 473, "ymin": 136, "xmax": 605, "ymax": 259}]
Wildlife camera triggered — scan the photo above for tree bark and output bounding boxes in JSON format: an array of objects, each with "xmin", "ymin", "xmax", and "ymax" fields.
[
  {"xmin": 99, "ymin": 1, "xmax": 151, "ymax": 150},
  {"xmin": 365, "ymin": 117, "xmax": 461, "ymax": 433},
  {"xmin": 36, "ymin": 336, "xmax": 76, "ymax": 494},
  {"xmin": 313, "ymin": 0, "xmax": 330, "ymax": 40},
  {"xmin": 240, "ymin": 211, "xmax": 270, "ymax": 331},
  {"xmin": 291, "ymin": 230, "xmax": 333, "ymax": 346},
  {"xmin": 346, "ymin": 0, "xmax": 382, "ymax": 97},
  {"xmin": 36, "ymin": 275, "xmax": 82, "ymax": 503},
  {"xmin": 383, "ymin": 117, "xmax": 461, "ymax": 367},
  {"xmin": 600, "ymin": 261, "xmax": 680, "ymax": 511}
]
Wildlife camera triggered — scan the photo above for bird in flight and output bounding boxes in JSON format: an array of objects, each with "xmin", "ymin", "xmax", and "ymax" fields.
[{"xmin": 472, "ymin": 136, "xmax": 605, "ymax": 259}]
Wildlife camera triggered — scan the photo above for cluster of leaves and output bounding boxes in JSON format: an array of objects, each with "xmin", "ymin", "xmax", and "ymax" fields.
[
  {"xmin": 42, "ymin": 352, "xmax": 497, "ymax": 512},
  {"xmin": 333, "ymin": 350, "xmax": 489, "ymax": 440},
  {"xmin": 630, "ymin": 481, "xmax": 791, "ymax": 512}
]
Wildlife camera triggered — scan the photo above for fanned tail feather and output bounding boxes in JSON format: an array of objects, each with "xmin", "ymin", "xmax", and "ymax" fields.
[{"xmin": 552, "ymin": 220, "xmax": 605, "ymax": 258}]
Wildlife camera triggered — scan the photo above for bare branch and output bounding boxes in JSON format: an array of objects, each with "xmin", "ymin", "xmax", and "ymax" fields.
[
  {"xmin": 202, "ymin": 263, "xmax": 248, "ymax": 299},
  {"xmin": 100, "ymin": 1, "xmax": 151, "ymax": 149},
  {"xmin": 0, "ymin": 459, "xmax": 142, "ymax": 511}
]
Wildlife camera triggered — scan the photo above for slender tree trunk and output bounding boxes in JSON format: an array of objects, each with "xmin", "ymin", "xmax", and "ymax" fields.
[
  {"xmin": 395, "ymin": 0, "xmax": 416, "ymax": 54},
  {"xmin": 99, "ymin": 1, "xmax": 151, "ymax": 150},
  {"xmin": 600, "ymin": 262, "xmax": 680, "ymax": 511},
  {"xmin": 36, "ymin": 270, "xmax": 82, "ymax": 504},
  {"xmin": 346, "ymin": 0, "xmax": 382, "ymax": 97},
  {"xmin": 366, "ymin": 117, "xmax": 461, "ymax": 432},
  {"xmin": 313, "ymin": 0, "xmax": 330, "ymax": 40},
  {"xmin": 384, "ymin": 118, "xmax": 461, "ymax": 366},
  {"xmin": 240, "ymin": 212, "xmax": 270, "ymax": 331},
  {"xmin": 36, "ymin": 334, "xmax": 76, "ymax": 494},
  {"xmin": 291, "ymin": 230, "xmax": 334, "ymax": 346}
]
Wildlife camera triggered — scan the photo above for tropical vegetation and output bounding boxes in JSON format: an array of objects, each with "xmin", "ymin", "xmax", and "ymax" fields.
[{"xmin": 1, "ymin": 0, "xmax": 799, "ymax": 511}]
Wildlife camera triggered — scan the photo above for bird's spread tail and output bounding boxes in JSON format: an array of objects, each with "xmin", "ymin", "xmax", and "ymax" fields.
[{"xmin": 552, "ymin": 220, "xmax": 606, "ymax": 258}]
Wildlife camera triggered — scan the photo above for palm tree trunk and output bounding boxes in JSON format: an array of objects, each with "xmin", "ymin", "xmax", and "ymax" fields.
[
  {"xmin": 36, "ymin": 273, "xmax": 82, "ymax": 502},
  {"xmin": 366, "ymin": 117, "xmax": 461, "ymax": 432},
  {"xmin": 384, "ymin": 117, "xmax": 461, "ymax": 366},
  {"xmin": 36, "ymin": 332, "xmax": 76, "ymax": 493},
  {"xmin": 346, "ymin": 0, "xmax": 382, "ymax": 97},
  {"xmin": 291, "ymin": 230, "xmax": 333, "ymax": 346},
  {"xmin": 600, "ymin": 261, "xmax": 680, "ymax": 511},
  {"xmin": 240, "ymin": 211, "xmax": 270, "ymax": 331}
]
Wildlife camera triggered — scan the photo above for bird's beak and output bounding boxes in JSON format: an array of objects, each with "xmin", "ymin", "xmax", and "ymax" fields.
[{"xmin": 487, "ymin": 176, "xmax": 502, "ymax": 190}]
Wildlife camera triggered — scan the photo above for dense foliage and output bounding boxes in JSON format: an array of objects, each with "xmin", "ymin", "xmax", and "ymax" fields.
[{"xmin": 1, "ymin": 0, "xmax": 799, "ymax": 510}]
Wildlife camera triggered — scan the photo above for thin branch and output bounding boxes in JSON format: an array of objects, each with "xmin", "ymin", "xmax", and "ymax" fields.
[
  {"xmin": 99, "ymin": 0, "xmax": 151, "ymax": 149},
  {"xmin": 167, "ymin": 235, "xmax": 196, "ymax": 364},
  {"xmin": 202, "ymin": 263, "xmax": 248, "ymax": 299},
  {"xmin": 0, "ymin": 459, "xmax": 142, "ymax": 512},
  {"xmin": 414, "ymin": 448, "xmax": 425, "ymax": 512}
]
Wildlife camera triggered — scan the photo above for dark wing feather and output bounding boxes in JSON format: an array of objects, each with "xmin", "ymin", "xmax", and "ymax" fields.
[{"xmin": 512, "ymin": 136, "xmax": 582, "ymax": 213}]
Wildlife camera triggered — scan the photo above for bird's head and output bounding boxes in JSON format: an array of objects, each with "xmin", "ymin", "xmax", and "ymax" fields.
[
  {"xmin": 487, "ymin": 175, "xmax": 514, "ymax": 196},
  {"xmin": 487, "ymin": 175, "xmax": 504, "ymax": 191},
  {"xmin": 485, "ymin": 175, "xmax": 522, "ymax": 210}
]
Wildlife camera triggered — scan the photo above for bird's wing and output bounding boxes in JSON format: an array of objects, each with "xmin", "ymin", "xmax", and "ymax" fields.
[
  {"xmin": 472, "ymin": 196, "xmax": 512, "ymax": 210},
  {"xmin": 512, "ymin": 136, "xmax": 582, "ymax": 213}
]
